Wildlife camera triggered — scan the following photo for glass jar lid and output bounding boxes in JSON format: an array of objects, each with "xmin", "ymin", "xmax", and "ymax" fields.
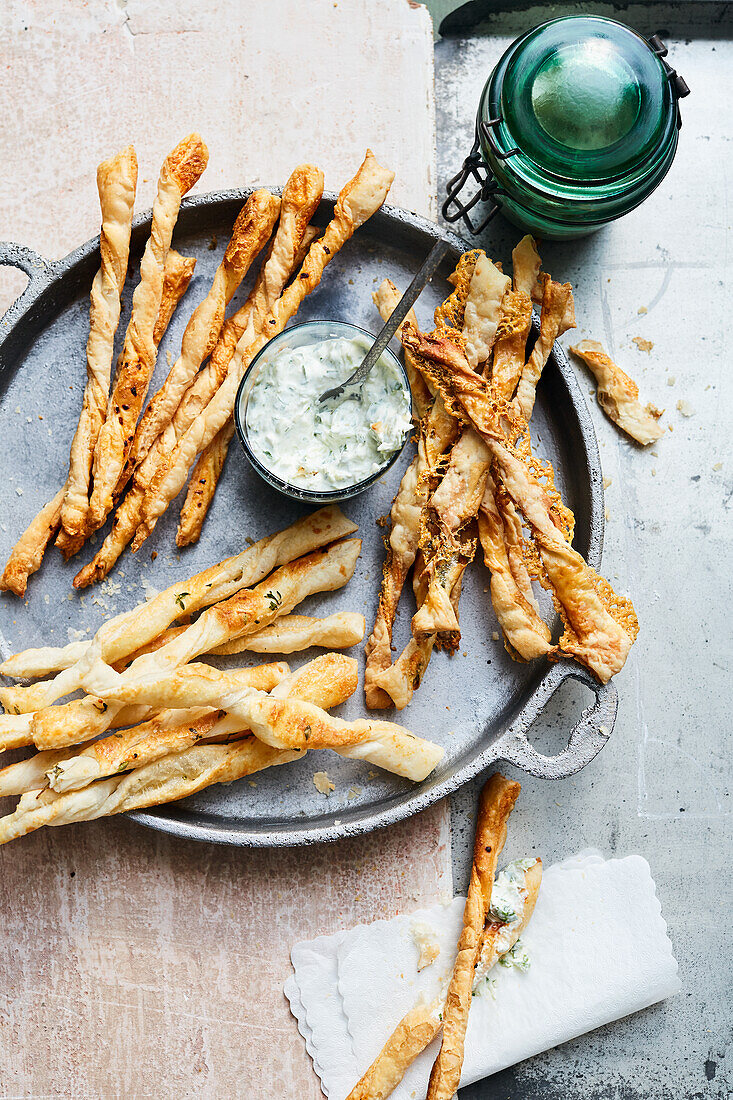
[{"xmin": 481, "ymin": 16, "xmax": 678, "ymax": 193}]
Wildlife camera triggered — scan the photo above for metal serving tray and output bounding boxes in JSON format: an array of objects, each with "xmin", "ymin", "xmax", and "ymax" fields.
[{"xmin": 0, "ymin": 192, "xmax": 616, "ymax": 846}]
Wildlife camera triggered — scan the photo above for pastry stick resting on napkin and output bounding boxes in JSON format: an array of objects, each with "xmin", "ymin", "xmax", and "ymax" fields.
[{"xmin": 347, "ymin": 773, "xmax": 539, "ymax": 1100}]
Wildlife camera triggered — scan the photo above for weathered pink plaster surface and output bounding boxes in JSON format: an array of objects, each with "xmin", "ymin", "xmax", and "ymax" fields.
[{"xmin": 0, "ymin": 2, "xmax": 448, "ymax": 1096}]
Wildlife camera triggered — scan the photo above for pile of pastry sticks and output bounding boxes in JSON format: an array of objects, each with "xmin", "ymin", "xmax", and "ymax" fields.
[
  {"xmin": 345, "ymin": 773, "xmax": 539, "ymax": 1100},
  {"xmin": 0, "ymin": 137, "xmax": 395, "ymax": 596},
  {"xmin": 0, "ymin": 507, "xmax": 444, "ymax": 845},
  {"xmin": 365, "ymin": 238, "xmax": 640, "ymax": 709}
]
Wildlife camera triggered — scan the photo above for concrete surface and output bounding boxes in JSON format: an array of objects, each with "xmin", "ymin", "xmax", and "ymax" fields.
[{"xmin": 434, "ymin": 10, "xmax": 732, "ymax": 1099}]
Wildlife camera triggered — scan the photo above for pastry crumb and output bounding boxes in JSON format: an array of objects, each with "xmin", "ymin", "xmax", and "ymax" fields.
[
  {"xmin": 676, "ymin": 399, "xmax": 695, "ymax": 418},
  {"xmin": 411, "ymin": 921, "xmax": 441, "ymax": 971},
  {"xmin": 713, "ymin": 461, "xmax": 723, "ymax": 471},
  {"xmin": 603, "ymin": 476, "xmax": 612, "ymax": 489},
  {"xmin": 491, "ymin": 630, "xmax": 499, "ymax": 641},
  {"xmin": 15, "ymin": 487, "xmax": 23, "ymax": 496},
  {"xmin": 631, "ymin": 336, "xmax": 653, "ymax": 353},
  {"xmin": 667, "ymin": 375, "xmax": 676, "ymax": 386},
  {"xmin": 347, "ymin": 786, "xmax": 361, "ymax": 801},
  {"xmin": 637, "ymin": 306, "xmax": 648, "ymax": 315},
  {"xmin": 313, "ymin": 771, "xmax": 335, "ymax": 795}
]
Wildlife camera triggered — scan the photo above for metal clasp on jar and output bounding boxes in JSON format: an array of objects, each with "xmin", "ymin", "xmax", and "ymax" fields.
[{"xmin": 442, "ymin": 119, "xmax": 518, "ymax": 235}]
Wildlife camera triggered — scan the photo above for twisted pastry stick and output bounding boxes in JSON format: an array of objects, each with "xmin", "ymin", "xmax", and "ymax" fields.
[
  {"xmin": 60, "ymin": 145, "xmax": 138, "ymax": 542},
  {"xmin": 42, "ymin": 652, "xmax": 354, "ymax": 796},
  {"xmin": 514, "ymin": 273, "xmax": 575, "ymax": 421},
  {"xmin": 363, "ymin": 256, "xmax": 480, "ymax": 708},
  {"xmin": 345, "ymin": 856, "xmax": 541, "ymax": 1100},
  {"xmin": 119, "ymin": 188, "xmax": 281, "ymax": 487},
  {"xmin": 25, "ymin": 540, "xmax": 360, "ymax": 751},
  {"xmin": 477, "ymin": 471, "xmax": 551, "ymax": 660},
  {"xmin": 0, "ymin": 652, "xmax": 366, "ymax": 846},
  {"xmin": 56, "ymin": 249, "xmax": 197, "ymax": 559},
  {"xmin": 0, "ymin": 506, "xmax": 354, "ymax": 684},
  {"xmin": 86, "ymin": 133, "xmax": 208, "ymax": 532},
  {"xmin": 426, "ymin": 774, "xmax": 520, "ymax": 1100},
  {"xmin": 134, "ymin": 149, "xmax": 394, "ymax": 548},
  {"xmin": 403, "ymin": 326, "xmax": 639, "ymax": 682},
  {"xmin": 73, "ymin": 175, "xmax": 323, "ymax": 585},
  {"xmin": 0, "ymin": 251, "xmax": 195, "ymax": 593},
  {"xmin": 0, "ymin": 663, "xmax": 289, "ymax": 796},
  {"xmin": 173, "ymin": 192, "xmax": 316, "ymax": 548},
  {"xmin": 175, "ymin": 418, "xmax": 234, "ymax": 546},
  {"xmin": 83, "ymin": 655, "xmax": 443, "ymax": 782}
]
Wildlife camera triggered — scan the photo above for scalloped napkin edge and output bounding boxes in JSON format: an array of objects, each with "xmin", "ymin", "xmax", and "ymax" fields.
[{"xmin": 285, "ymin": 850, "xmax": 680, "ymax": 1099}]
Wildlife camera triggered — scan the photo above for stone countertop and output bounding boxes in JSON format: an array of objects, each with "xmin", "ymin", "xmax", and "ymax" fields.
[{"xmin": 433, "ymin": 11, "xmax": 731, "ymax": 1100}]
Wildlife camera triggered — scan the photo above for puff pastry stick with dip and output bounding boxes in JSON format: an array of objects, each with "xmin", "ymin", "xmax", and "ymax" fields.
[
  {"xmin": 74, "ymin": 170, "xmax": 323, "ymax": 586},
  {"xmin": 425, "ymin": 773, "xmax": 521, "ymax": 1100},
  {"xmin": 0, "ymin": 251, "xmax": 195, "ymax": 595},
  {"xmin": 569, "ymin": 338, "xmax": 664, "ymax": 445},
  {"xmin": 346, "ymin": 855, "xmax": 542, "ymax": 1100},
  {"xmin": 86, "ymin": 134, "xmax": 209, "ymax": 534},
  {"xmin": 59, "ymin": 145, "xmax": 138, "ymax": 546},
  {"xmin": 0, "ymin": 507, "xmax": 355, "ymax": 686},
  {"xmin": 134, "ymin": 149, "xmax": 394, "ymax": 549}
]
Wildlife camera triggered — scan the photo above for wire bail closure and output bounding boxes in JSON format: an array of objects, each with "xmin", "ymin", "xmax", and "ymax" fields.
[
  {"xmin": 441, "ymin": 135, "xmax": 503, "ymax": 235},
  {"xmin": 648, "ymin": 32, "xmax": 690, "ymax": 129}
]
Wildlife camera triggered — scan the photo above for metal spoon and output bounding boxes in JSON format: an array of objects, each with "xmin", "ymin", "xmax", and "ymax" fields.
[{"xmin": 318, "ymin": 237, "xmax": 451, "ymax": 403}]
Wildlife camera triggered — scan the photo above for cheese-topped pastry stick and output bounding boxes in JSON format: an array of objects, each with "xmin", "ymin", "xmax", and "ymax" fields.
[
  {"xmin": 86, "ymin": 133, "xmax": 209, "ymax": 533},
  {"xmin": 82, "ymin": 656, "xmax": 443, "ymax": 782},
  {"xmin": 364, "ymin": 255, "xmax": 477, "ymax": 708},
  {"xmin": 172, "ymin": 221, "xmax": 324, "ymax": 548},
  {"xmin": 346, "ymin": 796, "xmax": 538, "ymax": 1100},
  {"xmin": 0, "ymin": 663, "xmax": 290, "ymax": 797},
  {"xmin": 477, "ymin": 471, "xmax": 551, "ymax": 660},
  {"xmin": 426, "ymin": 773, "xmax": 520, "ymax": 1099},
  {"xmin": 59, "ymin": 145, "xmax": 138, "ymax": 543},
  {"xmin": 73, "ymin": 171, "xmax": 324, "ymax": 585},
  {"xmin": 0, "ymin": 506, "xmax": 354, "ymax": 685},
  {"xmin": 119, "ymin": 188, "xmax": 281, "ymax": 489},
  {"xmin": 514, "ymin": 273, "xmax": 575, "ymax": 421},
  {"xmin": 134, "ymin": 149, "xmax": 394, "ymax": 548},
  {"xmin": 402, "ymin": 326, "xmax": 639, "ymax": 682},
  {"xmin": 570, "ymin": 339, "xmax": 664, "ymax": 445},
  {"xmin": 0, "ymin": 250, "xmax": 196, "ymax": 594},
  {"xmin": 511, "ymin": 234, "xmax": 543, "ymax": 302},
  {"xmin": 490, "ymin": 288, "xmax": 533, "ymax": 401},
  {"xmin": 56, "ymin": 249, "xmax": 198, "ymax": 559},
  {"xmin": 404, "ymin": 253, "xmax": 509, "ymax": 643},
  {"xmin": 175, "ymin": 419, "xmax": 235, "ymax": 546},
  {"xmin": 23, "ymin": 540, "xmax": 360, "ymax": 751}
]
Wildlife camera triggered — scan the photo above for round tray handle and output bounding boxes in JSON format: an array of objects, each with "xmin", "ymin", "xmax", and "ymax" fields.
[
  {"xmin": 498, "ymin": 665, "xmax": 618, "ymax": 780},
  {"xmin": 0, "ymin": 242, "xmax": 54, "ymax": 319}
]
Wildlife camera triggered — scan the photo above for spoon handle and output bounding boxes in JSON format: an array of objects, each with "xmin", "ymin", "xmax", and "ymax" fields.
[{"xmin": 318, "ymin": 237, "xmax": 451, "ymax": 402}]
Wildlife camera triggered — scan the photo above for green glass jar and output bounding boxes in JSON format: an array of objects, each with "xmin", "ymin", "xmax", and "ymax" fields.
[{"xmin": 443, "ymin": 16, "xmax": 689, "ymax": 239}]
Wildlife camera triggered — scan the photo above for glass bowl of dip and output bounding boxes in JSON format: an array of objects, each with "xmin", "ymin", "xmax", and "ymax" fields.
[{"xmin": 234, "ymin": 320, "xmax": 414, "ymax": 503}]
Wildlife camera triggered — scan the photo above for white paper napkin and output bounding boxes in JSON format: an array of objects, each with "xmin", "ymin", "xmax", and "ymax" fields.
[{"xmin": 285, "ymin": 851, "xmax": 680, "ymax": 1098}]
